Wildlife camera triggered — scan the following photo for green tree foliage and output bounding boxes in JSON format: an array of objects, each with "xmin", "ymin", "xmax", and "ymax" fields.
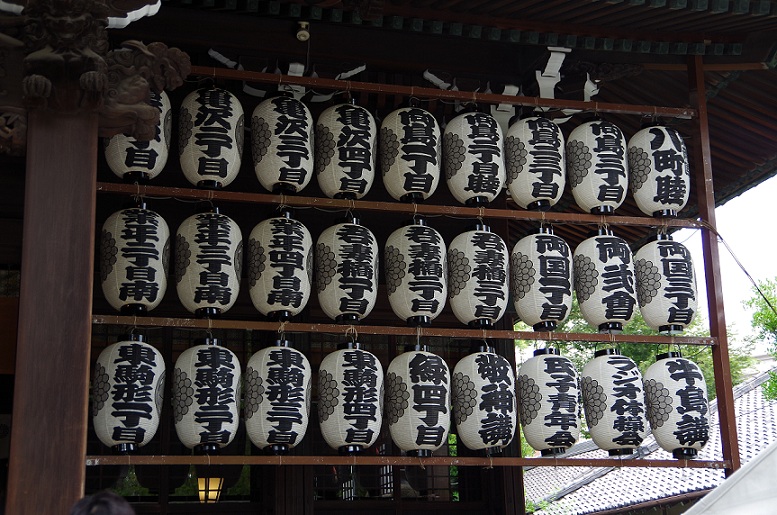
[{"xmin": 744, "ymin": 278, "xmax": 777, "ymax": 399}]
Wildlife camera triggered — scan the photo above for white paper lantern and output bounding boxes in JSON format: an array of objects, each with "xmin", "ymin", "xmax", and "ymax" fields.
[
  {"xmin": 380, "ymin": 106, "xmax": 441, "ymax": 202},
  {"xmin": 245, "ymin": 340, "xmax": 312, "ymax": 454},
  {"xmin": 251, "ymin": 94, "xmax": 314, "ymax": 194},
  {"xmin": 92, "ymin": 334, "xmax": 165, "ymax": 453},
  {"xmin": 573, "ymin": 229, "xmax": 637, "ymax": 333},
  {"xmin": 581, "ymin": 349, "xmax": 648, "ymax": 455},
  {"xmin": 510, "ymin": 227, "xmax": 573, "ymax": 331},
  {"xmin": 386, "ymin": 346, "xmax": 451, "ymax": 456},
  {"xmin": 452, "ymin": 347, "xmax": 516, "ymax": 452},
  {"xmin": 318, "ymin": 343, "xmax": 383, "ymax": 454},
  {"xmin": 634, "ymin": 234, "xmax": 698, "ymax": 335},
  {"xmin": 105, "ymin": 90, "xmax": 172, "ymax": 182},
  {"xmin": 448, "ymin": 224, "xmax": 509, "ymax": 327},
  {"xmin": 567, "ymin": 120, "xmax": 628, "ymax": 214},
  {"xmin": 385, "ymin": 218, "xmax": 447, "ymax": 326},
  {"xmin": 173, "ymin": 338, "xmax": 241, "ymax": 452},
  {"xmin": 505, "ymin": 116, "xmax": 566, "ymax": 210},
  {"xmin": 315, "ymin": 216, "xmax": 378, "ymax": 323},
  {"xmin": 175, "ymin": 208, "xmax": 242, "ymax": 317},
  {"xmin": 179, "ymin": 87, "xmax": 244, "ymax": 189},
  {"xmin": 247, "ymin": 211, "xmax": 313, "ymax": 320},
  {"xmin": 628, "ymin": 125, "xmax": 690, "ymax": 217},
  {"xmin": 517, "ymin": 348, "xmax": 580, "ymax": 455},
  {"xmin": 100, "ymin": 204, "xmax": 170, "ymax": 314},
  {"xmin": 643, "ymin": 352, "xmax": 709, "ymax": 459},
  {"xmin": 315, "ymin": 102, "xmax": 377, "ymax": 199},
  {"xmin": 443, "ymin": 110, "xmax": 505, "ymax": 205}
]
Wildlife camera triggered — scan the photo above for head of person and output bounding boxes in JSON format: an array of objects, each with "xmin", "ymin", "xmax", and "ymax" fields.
[{"xmin": 69, "ymin": 491, "xmax": 135, "ymax": 515}]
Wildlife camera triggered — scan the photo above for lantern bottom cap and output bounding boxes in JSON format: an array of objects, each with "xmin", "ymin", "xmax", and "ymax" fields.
[
  {"xmin": 527, "ymin": 199, "xmax": 552, "ymax": 211},
  {"xmin": 195, "ymin": 307, "xmax": 221, "ymax": 319},
  {"xmin": 333, "ymin": 191, "xmax": 358, "ymax": 200},
  {"xmin": 120, "ymin": 304, "xmax": 148, "ymax": 316},
  {"xmin": 407, "ymin": 315, "xmax": 432, "ymax": 327},
  {"xmin": 195, "ymin": 443, "xmax": 221, "ymax": 455},
  {"xmin": 659, "ymin": 324, "xmax": 685, "ymax": 335},
  {"xmin": 468, "ymin": 319, "xmax": 493, "ymax": 329},
  {"xmin": 598, "ymin": 322, "xmax": 623, "ymax": 334},
  {"xmin": 268, "ymin": 310, "xmax": 293, "ymax": 322},
  {"xmin": 336, "ymin": 313, "xmax": 362, "ymax": 324},
  {"xmin": 197, "ymin": 179, "xmax": 223, "ymax": 190},
  {"xmin": 653, "ymin": 208, "xmax": 678, "ymax": 218},
  {"xmin": 464, "ymin": 196, "xmax": 490, "ymax": 207},
  {"xmin": 400, "ymin": 192, "xmax": 426, "ymax": 203},
  {"xmin": 121, "ymin": 170, "xmax": 151, "ymax": 184},
  {"xmin": 532, "ymin": 321, "xmax": 557, "ymax": 332},
  {"xmin": 272, "ymin": 183, "xmax": 299, "ymax": 195},
  {"xmin": 112, "ymin": 443, "xmax": 137, "ymax": 455},
  {"xmin": 264, "ymin": 444, "xmax": 290, "ymax": 456},
  {"xmin": 673, "ymin": 448, "xmax": 698, "ymax": 460},
  {"xmin": 338, "ymin": 445, "xmax": 363, "ymax": 456},
  {"xmin": 590, "ymin": 205, "xmax": 615, "ymax": 215},
  {"xmin": 407, "ymin": 449, "xmax": 432, "ymax": 458},
  {"xmin": 608, "ymin": 448, "xmax": 636, "ymax": 457},
  {"xmin": 540, "ymin": 447, "xmax": 568, "ymax": 457}
]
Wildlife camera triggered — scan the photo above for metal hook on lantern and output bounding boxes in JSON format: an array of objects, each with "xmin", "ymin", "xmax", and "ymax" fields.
[
  {"xmin": 598, "ymin": 215, "xmax": 609, "ymax": 233},
  {"xmin": 345, "ymin": 325, "xmax": 358, "ymax": 344},
  {"xmin": 206, "ymin": 318, "xmax": 213, "ymax": 340},
  {"xmin": 278, "ymin": 320, "xmax": 288, "ymax": 342}
]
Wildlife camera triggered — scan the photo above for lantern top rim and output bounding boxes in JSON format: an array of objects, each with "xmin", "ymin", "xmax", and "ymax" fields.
[
  {"xmin": 656, "ymin": 351, "xmax": 683, "ymax": 360},
  {"xmin": 594, "ymin": 347, "xmax": 621, "ymax": 358}
]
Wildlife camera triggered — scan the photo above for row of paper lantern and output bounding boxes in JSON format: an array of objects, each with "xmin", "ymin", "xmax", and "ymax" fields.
[
  {"xmin": 106, "ymin": 88, "xmax": 690, "ymax": 217},
  {"xmin": 93, "ymin": 336, "xmax": 708, "ymax": 460}
]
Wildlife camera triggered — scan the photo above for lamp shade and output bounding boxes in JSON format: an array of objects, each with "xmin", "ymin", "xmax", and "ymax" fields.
[
  {"xmin": 100, "ymin": 205, "xmax": 169, "ymax": 314},
  {"xmin": 92, "ymin": 334, "xmax": 165, "ymax": 453},
  {"xmin": 380, "ymin": 107, "xmax": 441, "ymax": 202},
  {"xmin": 566, "ymin": 120, "xmax": 628, "ymax": 214},
  {"xmin": 505, "ymin": 116, "xmax": 565, "ymax": 210},
  {"xmin": 179, "ymin": 87, "xmax": 244, "ymax": 189},
  {"xmin": 251, "ymin": 94, "xmax": 314, "ymax": 194},
  {"xmin": 315, "ymin": 103, "xmax": 377, "ymax": 199}
]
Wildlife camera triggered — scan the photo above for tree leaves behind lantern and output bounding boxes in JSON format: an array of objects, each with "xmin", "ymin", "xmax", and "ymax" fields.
[{"xmin": 744, "ymin": 277, "xmax": 777, "ymax": 400}]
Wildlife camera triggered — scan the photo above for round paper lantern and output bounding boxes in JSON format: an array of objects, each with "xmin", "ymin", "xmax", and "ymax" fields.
[
  {"xmin": 251, "ymin": 94, "xmax": 314, "ymax": 194},
  {"xmin": 105, "ymin": 90, "xmax": 172, "ymax": 182},
  {"xmin": 628, "ymin": 125, "xmax": 690, "ymax": 217},
  {"xmin": 318, "ymin": 342, "xmax": 383, "ymax": 454},
  {"xmin": 175, "ymin": 207, "xmax": 243, "ymax": 317},
  {"xmin": 447, "ymin": 224, "xmax": 509, "ymax": 328},
  {"xmin": 247, "ymin": 210, "xmax": 313, "ymax": 320},
  {"xmin": 244, "ymin": 339, "xmax": 312, "ymax": 454},
  {"xmin": 380, "ymin": 106, "xmax": 441, "ymax": 202},
  {"xmin": 634, "ymin": 234, "xmax": 698, "ymax": 335},
  {"xmin": 100, "ymin": 203, "xmax": 170, "ymax": 315},
  {"xmin": 505, "ymin": 116, "xmax": 565, "ymax": 210},
  {"xmin": 573, "ymin": 229, "xmax": 637, "ymax": 333},
  {"xmin": 581, "ymin": 349, "xmax": 648, "ymax": 455},
  {"xmin": 566, "ymin": 119, "xmax": 628, "ymax": 214},
  {"xmin": 443, "ymin": 109, "xmax": 505, "ymax": 206},
  {"xmin": 643, "ymin": 352, "xmax": 709, "ymax": 459},
  {"xmin": 452, "ymin": 346, "xmax": 516, "ymax": 452},
  {"xmin": 510, "ymin": 227, "xmax": 573, "ymax": 331},
  {"xmin": 315, "ymin": 102, "xmax": 377, "ymax": 199},
  {"xmin": 517, "ymin": 348, "xmax": 580, "ymax": 456},
  {"xmin": 179, "ymin": 87, "xmax": 244, "ymax": 189},
  {"xmin": 385, "ymin": 218, "xmax": 447, "ymax": 326},
  {"xmin": 92, "ymin": 334, "xmax": 165, "ymax": 453},
  {"xmin": 315, "ymin": 215, "xmax": 378, "ymax": 323},
  {"xmin": 173, "ymin": 338, "xmax": 241, "ymax": 453}
]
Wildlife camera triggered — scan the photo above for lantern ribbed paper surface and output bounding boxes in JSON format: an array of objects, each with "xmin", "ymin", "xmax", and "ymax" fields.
[
  {"xmin": 179, "ymin": 88, "xmax": 244, "ymax": 189},
  {"xmin": 517, "ymin": 348, "xmax": 580, "ymax": 455},
  {"xmin": 628, "ymin": 125, "xmax": 690, "ymax": 217},
  {"xmin": 581, "ymin": 349, "xmax": 648, "ymax": 455},
  {"xmin": 251, "ymin": 95, "xmax": 314, "ymax": 194},
  {"xmin": 315, "ymin": 103, "xmax": 377, "ymax": 199},
  {"xmin": 380, "ymin": 107, "xmax": 441, "ymax": 202},
  {"xmin": 318, "ymin": 344, "xmax": 383, "ymax": 453},
  {"xmin": 505, "ymin": 116, "xmax": 566, "ymax": 210},
  {"xmin": 643, "ymin": 352, "xmax": 709, "ymax": 459},
  {"xmin": 93, "ymin": 334, "xmax": 165, "ymax": 452},
  {"xmin": 101, "ymin": 206, "xmax": 170, "ymax": 314}
]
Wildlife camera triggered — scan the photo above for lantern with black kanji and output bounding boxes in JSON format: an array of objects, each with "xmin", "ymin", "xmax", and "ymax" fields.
[
  {"xmin": 245, "ymin": 339, "xmax": 311, "ymax": 454},
  {"xmin": 566, "ymin": 119, "xmax": 628, "ymax": 214},
  {"xmin": 634, "ymin": 234, "xmax": 698, "ymax": 335},
  {"xmin": 318, "ymin": 342, "xmax": 383, "ymax": 454},
  {"xmin": 517, "ymin": 348, "xmax": 580, "ymax": 456},
  {"xmin": 581, "ymin": 349, "xmax": 648, "ymax": 455},
  {"xmin": 105, "ymin": 90, "xmax": 172, "ymax": 182},
  {"xmin": 443, "ymin": 109, "xmax": 505, "ymax": 206},
  {"xmin": 179, "ymin": 87, "xmax": 244, "ymax": 189},
  {"xmin": 385, "ymin": 218, "xmax": 447, "ymax": 326},
  {"xmin": 92, "ymin": 334, "xmax": 165, "ymax": 453},
  {"xmin": 452, "ymin": 345, "xmax": 516, "ymax": 452},
  {"xmin": 505, "ymin": 116, "xmax": 565, "ymax": 210},
  {"xmin": 447, "ymin": 224, "xmax": 509, "ymax": 328},
  {"xmin": 251, "ymin": 93, "xmax": 314, "ymax": 194},
  {"xmin": 247, "ymin": 210, "xmax": 313, "ymax": 320},
  {"xmin": 628, "ymin": 125, "xmax": 690, "ymax": 217},
  {"xmin": 510, "ymin": 227, "xmax": 573, "ymax": 331},
  {"xmin": 643, "ymin": 352, "xmax": 709, "ymax": 459},
  {"xmin": 573, "ymin": 228, "xmax": 637, "ymax": 333},
  {"xmin": 380, "ymin": 106, "xmax": 441, "ymax": 202},
  {"xmin": 315, "ymin": 102, "xmax": 377, "ymax": 199},
  {"xmin": 315, "ymin": 215, "xmax": 378, "ymax": 323},
  {"xmin": 175, "ymin": 207, "xmax": 242, "ymax": 317},
  {"xmin": 173, "ymin": 338, "xmax": 241, "ymax": 453}
]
